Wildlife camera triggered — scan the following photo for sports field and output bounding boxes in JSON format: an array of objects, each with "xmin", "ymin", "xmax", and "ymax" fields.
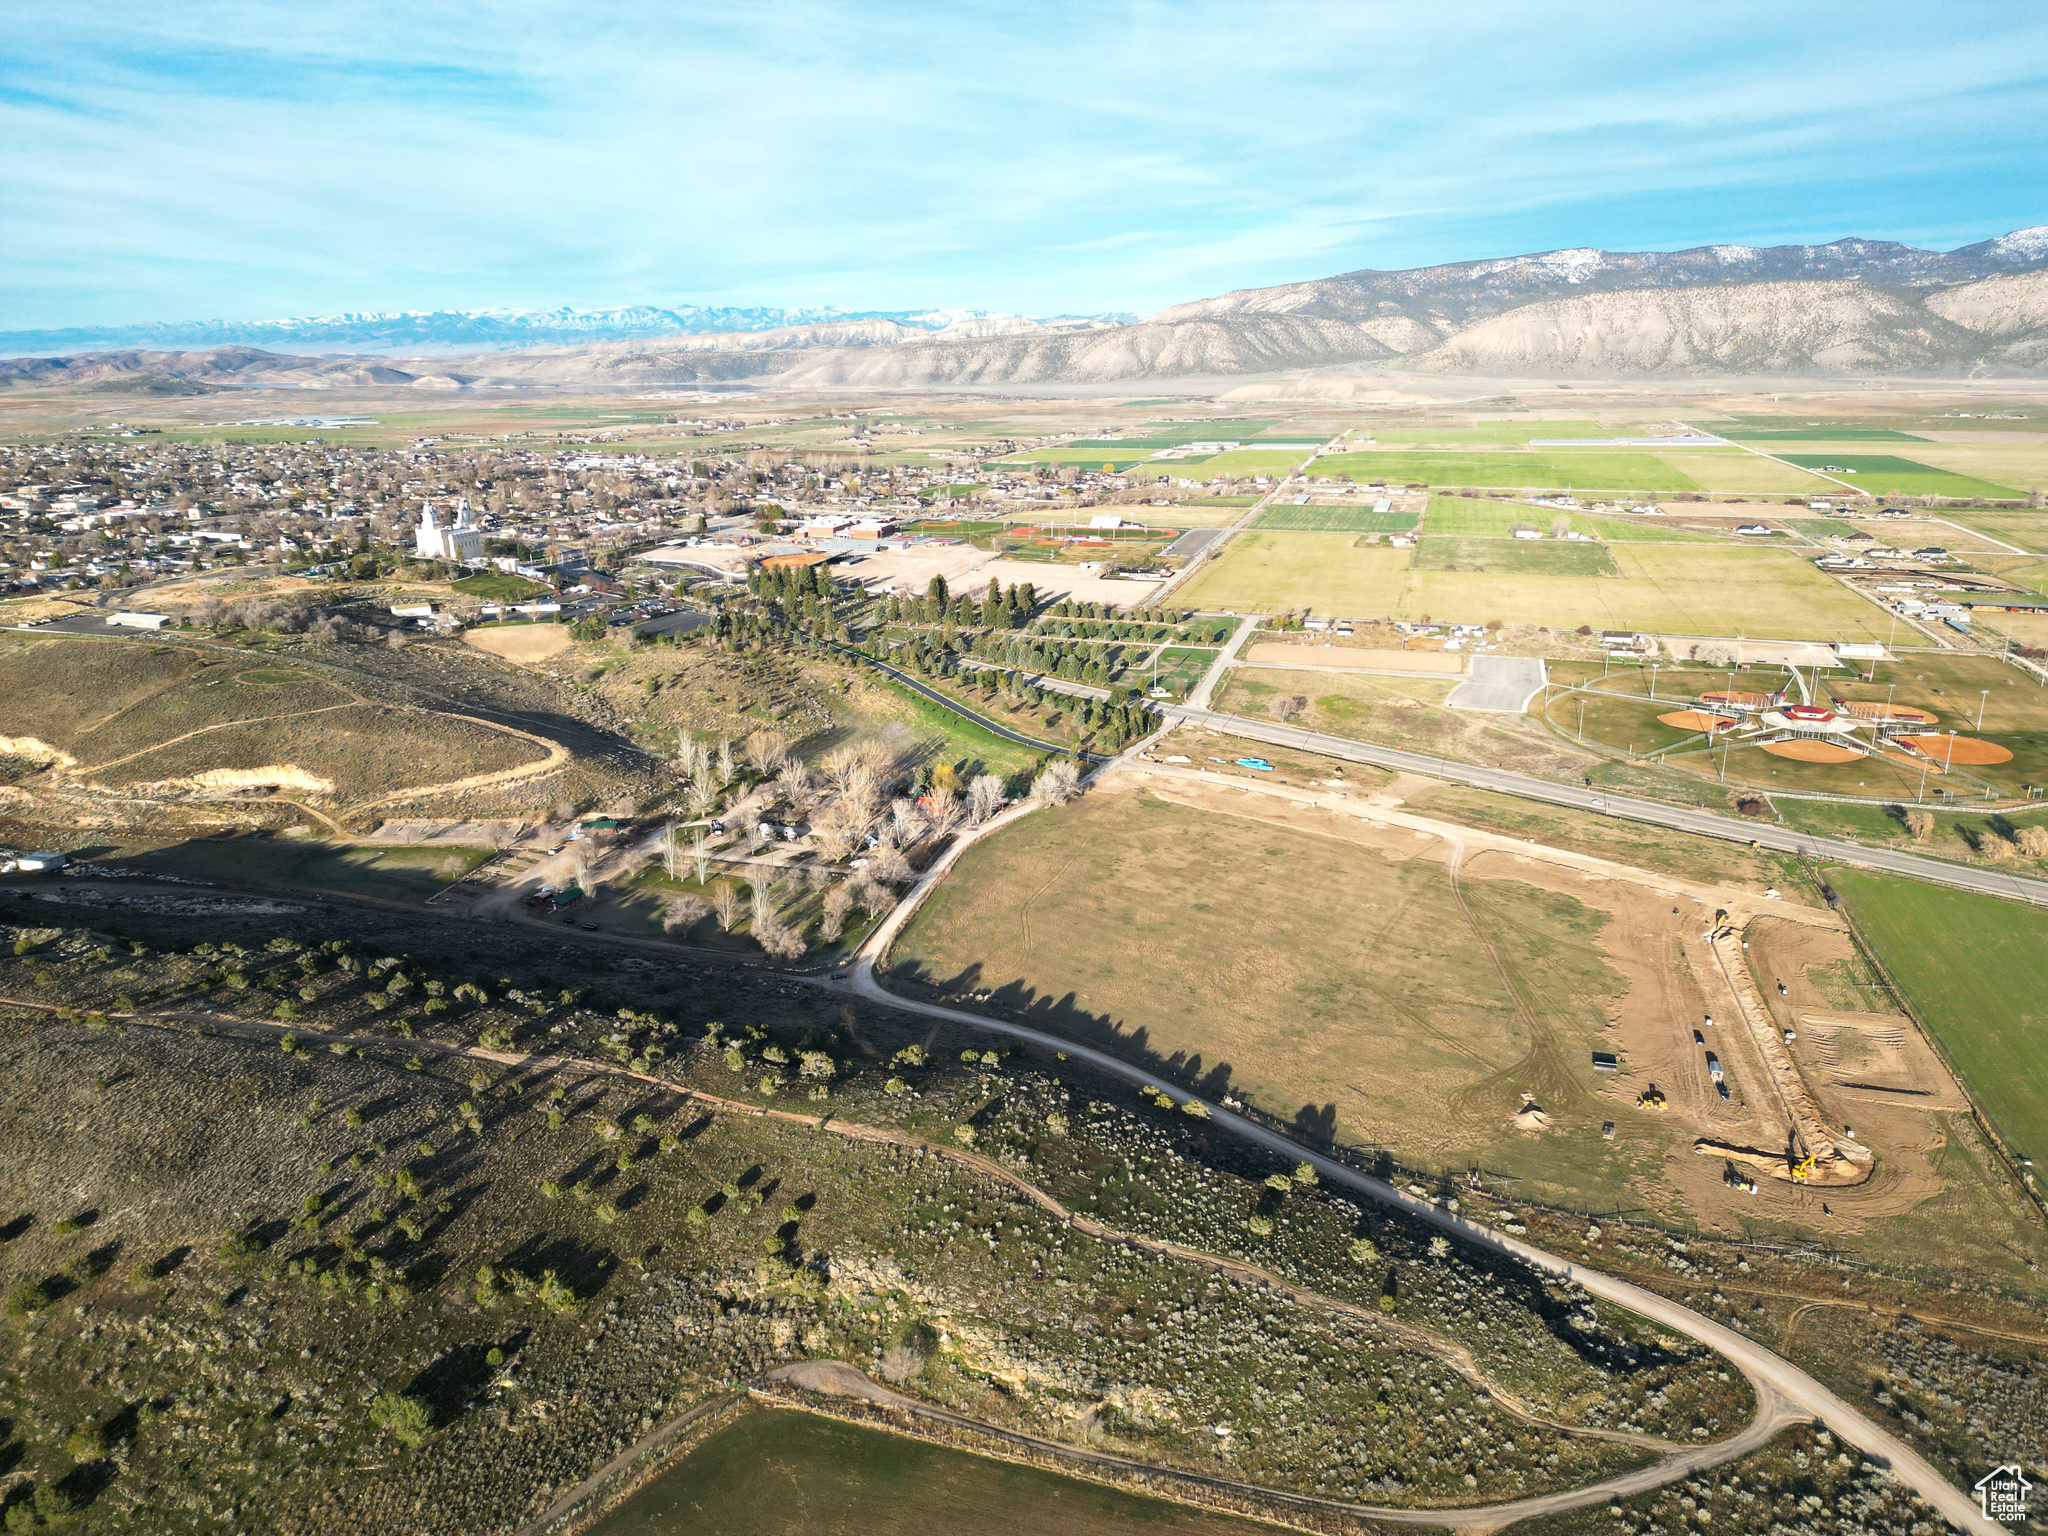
[
  {"xmin": 1773, "ymin": 454, "xmax": 2019, "ymax": 499},
  {"xmin": 1177, "ymin": 531, "xmax": 1891, "ymax": 640},
  {"xmin": 1315, "ymin": 450, "xmax": 1699, "ymax": 493},
  {"xmin": 1254, "ymin": 503, "xmax": 1417, "ymax": 532},
  {"xmin": 1829, "ymin": 871, "xmax": 2048, "ymax": 1161}
]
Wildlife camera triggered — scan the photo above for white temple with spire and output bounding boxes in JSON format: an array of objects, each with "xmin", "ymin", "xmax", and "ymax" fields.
[{"xmin": 415, "ymin": 499, "xmax": 484, "ymax": 564}]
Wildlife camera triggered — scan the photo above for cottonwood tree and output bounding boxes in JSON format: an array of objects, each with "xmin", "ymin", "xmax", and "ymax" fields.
[
  {"xmin": 967, "ymin": 773, "xmax": 1006, "ymax": 823},
  {"xmin": 711, "ymin": 882, "xmax": 744, "ymax": 931},
  {"xmin": 662, "ymin": 894, "xmax": 709, "ymax": 933},
  {"xmin": 1033, "ymin": 760, "xmax": 1082, "ymax": 806}
]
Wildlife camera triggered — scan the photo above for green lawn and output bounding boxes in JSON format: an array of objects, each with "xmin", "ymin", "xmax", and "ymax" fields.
[
  {"xmin": 451, "ymin": 570, "xmax": 554, "ymax": 601},
  {"xmin": 1315, "ymin": 450, "xmax": 1700, "ymax": 493},
  {"xmin": 1254, "ymin": 503, "xmax": 1418, "ymax": 532},
  {"xmin": 1773, "ymin": 454, "xmax": 2019, "ymax": 499},
  {"xmin": 1828, "ymin": 870, "xmax": 2048, "ymax": 1160},
  {"xmin": 1414, "ymin": 535, "xmax": 1618, "ymax": 577}
]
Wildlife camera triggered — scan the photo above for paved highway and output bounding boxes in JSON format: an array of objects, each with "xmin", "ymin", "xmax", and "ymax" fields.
[{"xmin": 1168, "ymin": 705, "xmax": 2048, "ymax": 907}]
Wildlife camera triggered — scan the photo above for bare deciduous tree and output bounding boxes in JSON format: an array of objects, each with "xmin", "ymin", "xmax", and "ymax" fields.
[
  {"xmin": 1905, "ymin": 809, "xmax": 1935, "ymax": 842},
  {"xmin": 925, "ymin": 785, "xmax": 964, "ymax": 839},
  {"xmin": 711, "ymin": 882, "xmax": 744, "ymax": 931},
  {"xmin": 1271, "ymin": 694, "xmax": 1307, "ymax": 721},
  {"xmin": 869, "ymin": 844, "xmax": 914, "ymax": 886},
  {"xmin": 968, "ymin": 774, "xmax": 1006, "ymax": 824},
  {"xmin": 1032, "ymin": 760, "xmax": 1082, "ymax": 806},
  {"xmin": 743, "ymin": 730, "xmax": 789, "ymax": 776},
  {"xmin": 820, "ymin": 880, "xmax": 856, "ymax": 941},
  {"xmin": 662, "ymin": 894, "xmax": 709, "ymax": 933}
]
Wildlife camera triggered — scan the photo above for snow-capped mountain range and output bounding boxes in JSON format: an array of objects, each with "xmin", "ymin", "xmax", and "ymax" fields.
[{"xmin": 0, "ymin": 305, "xmax": 1137, "ymax": 356}]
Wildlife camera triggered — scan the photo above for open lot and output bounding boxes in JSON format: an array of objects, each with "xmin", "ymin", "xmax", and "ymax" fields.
[
  {"xmin": 1177, "ymin": 531, "xmax": 1891, "ymax": 640},
  {"xmin": 893, "ymin": 768, "xmax": 2010, "ymax": 1245}
]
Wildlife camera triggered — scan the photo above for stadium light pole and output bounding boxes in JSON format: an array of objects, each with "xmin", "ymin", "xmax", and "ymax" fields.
[{"xmin": 1978, "ymin": 690, "xmax": 1989, "ymax": 730}]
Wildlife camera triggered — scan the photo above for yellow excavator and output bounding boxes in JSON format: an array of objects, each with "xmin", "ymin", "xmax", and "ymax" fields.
[{"xmin": 1790, "ymin": 1152, "xmax": 1818, "ymax": 1182}]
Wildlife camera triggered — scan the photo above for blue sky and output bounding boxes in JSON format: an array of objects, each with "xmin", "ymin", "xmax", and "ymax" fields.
[{"xmin": 5, "ymin": 1, "xmax": 2048, "ymax": 329}]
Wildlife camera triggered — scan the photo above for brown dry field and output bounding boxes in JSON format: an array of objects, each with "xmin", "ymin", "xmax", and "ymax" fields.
[
  {"xmin": 464, "ymin": 622, "xmax": 572, "ymax": 664},
  {"xmin": 894, "ymin": 769, "xmax": 2015, "ymax": 1247}
]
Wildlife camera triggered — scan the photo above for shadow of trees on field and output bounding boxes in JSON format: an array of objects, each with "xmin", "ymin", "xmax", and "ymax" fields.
[{"xmin": 887, "ymin": 957, "xmax": 1341, "ymax": 1151}]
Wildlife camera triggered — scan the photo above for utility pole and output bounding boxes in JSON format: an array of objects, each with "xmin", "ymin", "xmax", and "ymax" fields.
[
  {"xmin": 1978, "ymin": 689, "xmax": 1989, "ymax": 731},
  {"xmin": 1578, "ymin": 699, "xmax": 1587, "ymax": 740}
]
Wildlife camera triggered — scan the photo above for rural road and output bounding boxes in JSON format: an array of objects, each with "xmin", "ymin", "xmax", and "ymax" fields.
[
  {"xmin": 828, "ymin": 955, "xmax": 2000, "ymax": 1531},
  {"xmin": 1167, "ymin": 704, "xmax": 2048, "ymax": 908}
]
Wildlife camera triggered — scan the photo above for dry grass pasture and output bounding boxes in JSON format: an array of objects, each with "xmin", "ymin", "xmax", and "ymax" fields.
[{"xmin": 893, "ymin": 771, "xmax": 2034, "ymax": 1254}]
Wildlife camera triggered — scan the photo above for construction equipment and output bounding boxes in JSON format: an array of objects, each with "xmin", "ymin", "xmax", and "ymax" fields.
[
  {"xmin": 1637, "ymin": 1084, "xmax": 1668, "ymax": 1111},
  {"xmin": 1791, "ymin": 1152, "xmax": 1818, "ymax": 1182}
]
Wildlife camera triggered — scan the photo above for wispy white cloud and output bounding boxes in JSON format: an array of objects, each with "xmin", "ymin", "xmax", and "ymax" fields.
[{"xmin": 4, "ymin": 1, "xmax": 2046, "ymax": 326}]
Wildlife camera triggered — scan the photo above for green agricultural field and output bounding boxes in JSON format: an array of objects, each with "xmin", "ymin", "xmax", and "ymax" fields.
[
  {"xmin": 588, "ymin": 1409, "xmax": 1282, "ymax": 1536},
  {"xmin": 1365, "ymin": 421, "xmax": 1604, "ymax": 444},
  {"xmin": 1177, "ymin": 531, "xmax": 1890, "ymax": 640},
  {"xmin": 1719, "ymin": 425, "xmax": 1932, "ymax": 442},
  {"xmin": 1193, "ymin": 448, "xmax": 1313, "ymax": 478},
  {"xmin": 1315, "ymin": 450, "xmax": 1699, "ymax": 493},
  {"xmin": 1773, "ymin": 454, "xmax": 2019, "ymax": 499},
  {"xmin": 1414, "ymin": 535, "xmax": 1618, "ymax": 577},
  {"xmin": 1065, "ymin": 419, "xmax": 1278, "ymax": 451},
  {"xmin": 1254, "ymin": 503, "xmax": 1418, "ymax": 533},
  {"xmin": 1829, "ymin": 870, "xmax": 2048, "ymax": 1160}
]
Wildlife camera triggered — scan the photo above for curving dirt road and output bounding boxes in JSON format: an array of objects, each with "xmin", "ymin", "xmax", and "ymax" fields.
[{"xmin": 824, "ymin": 955, "xmax": 1999, "ymax": 1532}]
